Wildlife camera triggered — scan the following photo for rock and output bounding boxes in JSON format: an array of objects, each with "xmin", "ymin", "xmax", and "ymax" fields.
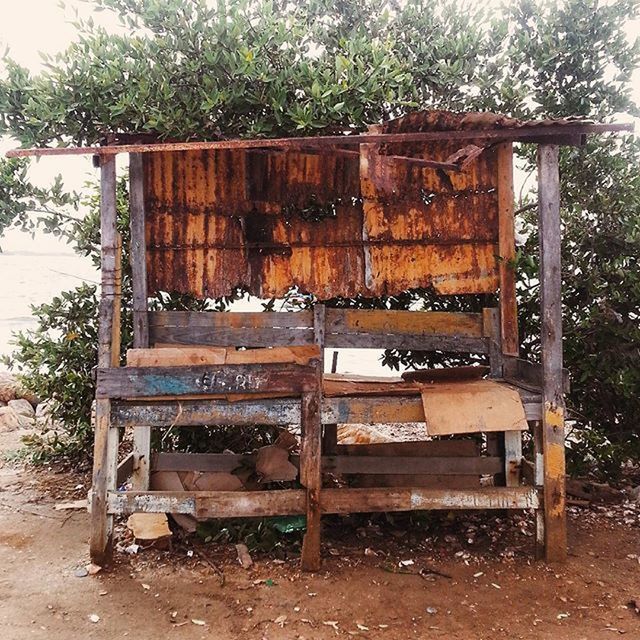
[
  {"xmin": 0, "ymin": 372, "xmax": 20, "ymax": 403},
  {"xmin": 627, "ymin": 486, "xmax": 640, "ymax": 504},
  {"xmin": 8, "ymin": 398, "xmax": 35, "ymax": 418},
  {"xmin": 0, "ymin": 372, "xmax": 38, "ymax": 405},
  {"xmin": 0, "ymin": 406, "xmax": 34, "ymax": 431},
  {"xmin": 235, "ymin": 543, "xmax": 253, "ymax": 569}
]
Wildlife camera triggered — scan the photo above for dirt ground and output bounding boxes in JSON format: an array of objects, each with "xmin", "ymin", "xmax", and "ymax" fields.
[{"xmin": 1, "ymin": 429, "xmax": 639, "ymax": 640}]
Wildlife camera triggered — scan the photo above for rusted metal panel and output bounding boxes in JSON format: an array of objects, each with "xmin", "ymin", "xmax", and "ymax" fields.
[{"xmin": 142, "ymin": 111, "xmax": 511, "ymax": 299}]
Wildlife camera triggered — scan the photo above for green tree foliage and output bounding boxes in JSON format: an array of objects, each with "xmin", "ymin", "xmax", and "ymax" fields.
[{"xmin": 0, "ymin": 0, "xmax": 638, "ymax": 475}]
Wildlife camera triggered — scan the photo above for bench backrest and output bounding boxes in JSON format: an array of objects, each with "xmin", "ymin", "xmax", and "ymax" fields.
[{"xmin": 148, "ymin": 308, "xmax": 495, "ymax": 355}]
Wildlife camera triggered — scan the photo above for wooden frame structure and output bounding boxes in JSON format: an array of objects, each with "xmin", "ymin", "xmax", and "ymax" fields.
[{"xmin": 8, "ymin": 114, "xmax": 631, "ymax": 570}]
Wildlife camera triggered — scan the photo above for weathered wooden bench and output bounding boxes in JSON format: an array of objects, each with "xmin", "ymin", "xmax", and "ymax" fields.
[{"xmin": 95, "ymin": 305, "xmax": 553, "ymax": 569}]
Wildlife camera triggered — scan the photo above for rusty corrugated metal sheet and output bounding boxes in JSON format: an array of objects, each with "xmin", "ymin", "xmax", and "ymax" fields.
[{"xmin": 144, "ymin": 110, "xmax": 503, "ymax": 299}]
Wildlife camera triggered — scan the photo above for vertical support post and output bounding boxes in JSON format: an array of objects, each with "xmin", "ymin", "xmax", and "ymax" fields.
[
  {"xmin": 90, "ymin": 154, "xmax": 121, "ymax": 565},
  {"xmin": 538, "ymin": 144, "xmax": 567, "ymax": 562},
  {"xmin": 129, "ymin": 153, "xmax": 151, "ymax": 490},
  {"xmin": 497, "ymin": 142, "xmax": 519, "ymax": 357},
  {"xmin": 301, "ymin": 304, "xmax": 324, "ymax": 571},
  {"xmin": 533, "ymin": 419, "xmax": 545, "ymax": 559},
  {"xmin": 483, "ymin": 308, "xmax": 505, "ymax": 482}
]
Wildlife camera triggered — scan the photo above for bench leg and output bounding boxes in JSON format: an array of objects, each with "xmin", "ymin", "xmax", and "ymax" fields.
[
  {"xmin": 300, "ymin": 392, "xmax": 322, "ymax": 571},
  {"xmin": 532, "ymin": 420, "xmax": 545, "ymax": 559},
  {"xmin": 90, "ymin": 398, "xmax": 118, "ymax": 565}
]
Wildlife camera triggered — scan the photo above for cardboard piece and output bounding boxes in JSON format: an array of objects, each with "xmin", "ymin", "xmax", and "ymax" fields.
[{"xmin": 419, "ymin": 379, "xmax": 528, "ymax": 435}]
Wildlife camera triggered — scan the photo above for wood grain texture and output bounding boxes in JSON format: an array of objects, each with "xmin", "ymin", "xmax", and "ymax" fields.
[
  {"xmin": 107, "ymin": 486, "xmax": 539, "ymax": 516},
  {"xmin": 97, "ymin": 363, "xmax": 318, "ymax": 399},
  {"xmin": 497, "ymin": 143, "xmax": 519, "ymax": 356},
  {"xmin": 90, "ymin": 155, "xmax": 120, "ymax": 565},
  {"xmin": 110, "ymin": 388, "xmax": 543, "ymax": 428},
  {"xmin": 538, "ymin": 144, "xmax": 567, "ymax": 562}
]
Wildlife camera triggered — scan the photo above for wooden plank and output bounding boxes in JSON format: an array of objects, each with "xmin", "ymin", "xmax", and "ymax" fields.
[
  {"xmin": 497, "ymin": 143, "xmax": 519, "ymax": 356},
  {"xmin": 96, "ymin": 363, "xmax": 318, "ymax": 399},
  {"xmin": 107, "ymin": 486, "xmax": 539, "ymax": 516},
  {"xmin": 320, "ymin": 486, "xmax": 539, "ymax": 513},
  {"xmin": 300, "ymin": 369, "xmax": 323, "ymax": 569},
  {"xmin": 126, "ymin": 345, "xmax": 320, "ymax": 367},
  {"xmin": 111, "ymin": 391, "xmax": 543, "ymax": 428},
  {"xmin": 538, "ymin": 144, "xmax": 567, "ymax": 562},
  {"xmin": 151, "ymin": 310, "xmax": 313, "ymax": 328},
  {"xmin": 150, "ymin": 325, "xmax": 315, "ymax": 347},
  {"xmin": 335, "ymin": 440, "xmax": 478, "ymax": 457},
  {"xmin": 90, "ymin": 154, "xmax": 119, "ymax": 565},
  {"xmin": 129, "ymin": 152, "xmax": 152, "ymax": 491},
  {"xmin": 325, "ymin": 333, "xmax": 489, "ymax": 353},
  {"xmin": 325, "ymin": 310, "xmax": 484, "ymax": 338},
  {"xmin": 150, "ymin": 451, "xmax": 500, "ymax": 475},
  {"xmin": 10, "ymin": 123, "xmax": 632, "ymax": 158},
  {"xmin": 129, "ymin": 153, "xmax": 149, "ymax": 347},
  {"xmin": 324, "ymin": 455, "xmax": 501, "ymax": 476}
]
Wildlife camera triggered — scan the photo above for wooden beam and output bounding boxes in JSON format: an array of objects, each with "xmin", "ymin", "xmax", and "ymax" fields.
[
  {"xmin": 129, "ymin": 152, "xmax": 151, "ymax": 491},
  {"xmin": 110, "ymin": 391, "xmax": 544, "ymax": 428},
  {"xmin": 325, "ymin": 309, "xmax": 485, "ymax": 338},
  {"xmin": 96, "ymin": 363, "xmax": 319, "ymax": 399},
  {"xmin": 301, "ymin": 307, "xmax": 324, "ymax": 571},
  {"xmin": 107, "ymin": 486, "xmax": 539, "ymax": 516},
  {"xmin": 538, "ymin": 144, "xmax": 567, "ymax": 562},
  {"xmin": 7, "ymin": 123, "xmax": 633, "ymax": 158},
  {"xmin": 90, "ymin": 155, "xmax": 120, "ymax": 566},
  {"xmin": 497, "ymin": 143, "xmax": 519, "ymax": 356},
  {"xmin": 150, "ymin": 451, "xmax": 501, "ymax": 475}
]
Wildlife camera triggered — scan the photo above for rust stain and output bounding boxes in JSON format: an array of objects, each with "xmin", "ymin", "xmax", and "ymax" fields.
[{"xmin": 143, "ymin": 111, "xmax": 503, "ymax": 299}]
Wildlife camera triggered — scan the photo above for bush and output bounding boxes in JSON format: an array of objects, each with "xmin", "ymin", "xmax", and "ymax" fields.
[{"xmin": 1, "ymin": 0, "xmax": 639, "ymax": 477}]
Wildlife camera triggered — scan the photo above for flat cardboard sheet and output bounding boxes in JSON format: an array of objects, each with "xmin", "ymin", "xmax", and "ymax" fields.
[{"xmin": 419, "ymin": 379, "xmax": 527, "ymax": 435}]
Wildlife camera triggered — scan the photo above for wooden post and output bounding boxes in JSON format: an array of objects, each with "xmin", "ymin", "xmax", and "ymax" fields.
[
  {"xmin": 301, "ymin": 305, "xmax": 324, "ymax": 571},
  {"xmin": 497, "ymin": 142, "xmax": 519, "ymax": 357},
  {"xmin": 129, "ymin": 153, "xmax": 151, "ymax": 490},
  {"xmin": 532, "ymin": 419, "xmax": 545, "ymax": 559},
  {"xmin": 537, "ymin": 144, "xmax": 567, "ymax": 562},
  {"xmin": 90, "ymin": 155, "xmax": 121, "ymax": 565},
  {"xmin": 483, "ymin": 308, "xmax": 504, "ymax": 482}
]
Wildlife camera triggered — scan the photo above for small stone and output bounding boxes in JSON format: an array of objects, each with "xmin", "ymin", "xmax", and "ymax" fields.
[
  {"xmin": 88, "ymin": 614, "xmax": 100, "ymax": 623},
  {"xmin": 74, "ymin": 567, "xmax": 89, "ymax": 578},
  {"xmin": 426, "ymin": 607, "xmax": 438, "ymax": 615}
]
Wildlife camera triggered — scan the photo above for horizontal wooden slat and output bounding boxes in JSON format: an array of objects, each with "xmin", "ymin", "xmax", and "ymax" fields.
[
  {"xmin": 151, "ymin": 452, "xmax": 500, "ymax": 475},
  {"xmin": 107, "ymin": 486, "xmax": 539, "ymax": 516},
  {"xmin": 97, "ymin": 363, "xmax": 318, "ymax": 399},
  {"xmin": 326, "ymin": 309, "xmax": 485, "ymax": 337},
  {"xmin": 150, "ymin": 326, "xmax": 315, "ymax": 347},
  {"xmin": 335, "ymin": 440, "xmax": 478, "ymax": 457},
  {"xmin": 111, "ymin": 390, "xmax": 542, "ymax": 426},
  {"xmin": 321, "ymin": 486, "xmax": 539, "ymax": 512},
  {"xmin": 324, "ymin": 333, "xmax": 489, "ymax": 352},
  {"xmin": 325, "ymin": 455, "xmax": 500, "ymax": 475},
  {"xmin": 150, "ymin": 311, "xmax": 313, "ymax": 329}
]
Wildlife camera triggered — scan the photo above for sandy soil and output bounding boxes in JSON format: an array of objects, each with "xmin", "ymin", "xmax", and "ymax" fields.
[{"xmin": 1, "ymin": 428, "xmax": 639, "ymax": 640}]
